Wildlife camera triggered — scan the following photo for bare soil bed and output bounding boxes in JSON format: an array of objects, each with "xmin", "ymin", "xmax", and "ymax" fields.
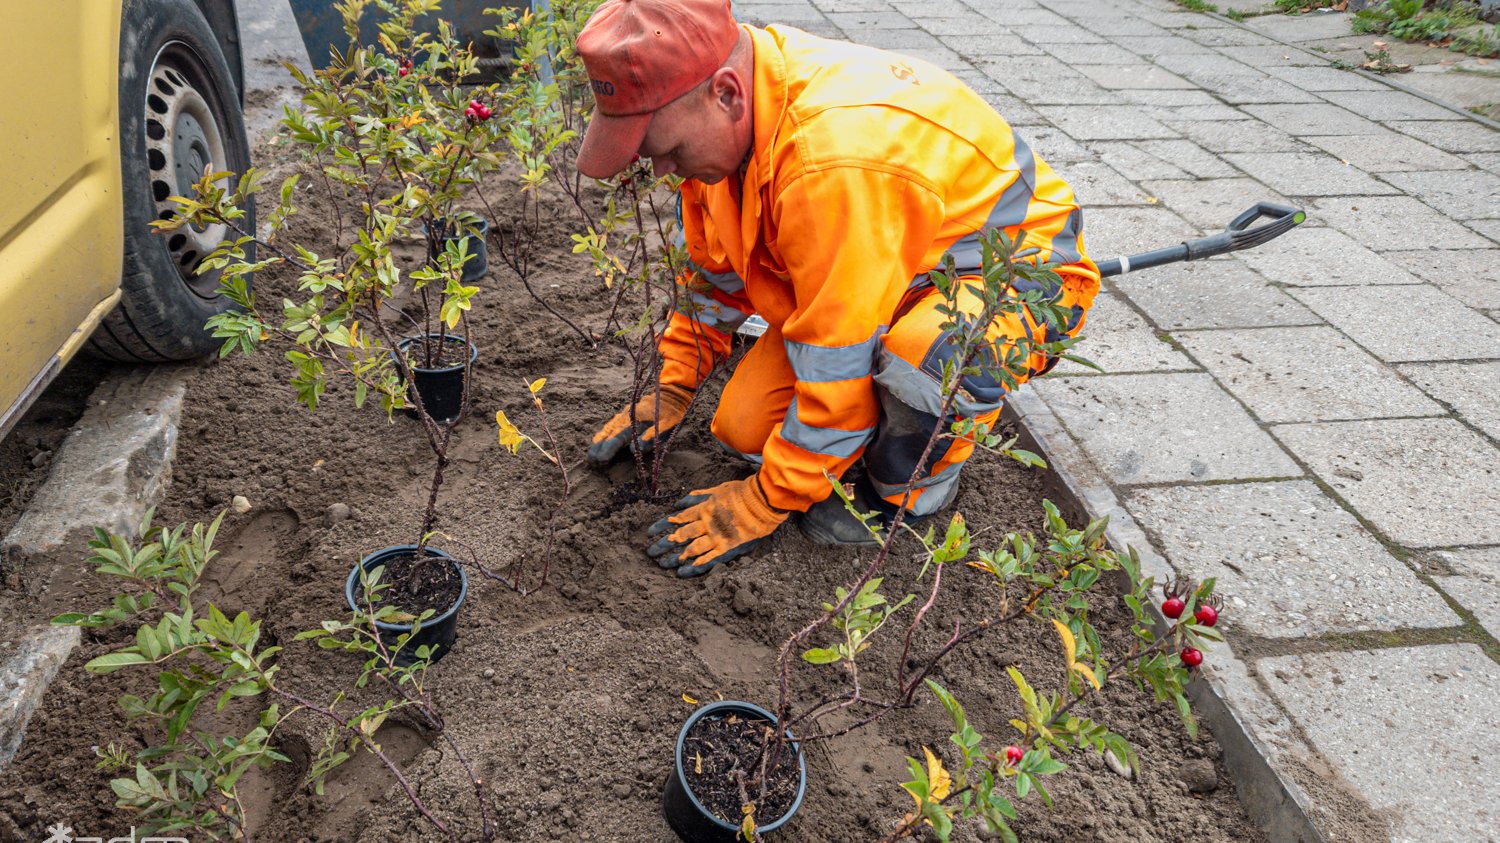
[{"xmin": 0, "ymin": 150, "xmax": 1266, "ymax": 842}]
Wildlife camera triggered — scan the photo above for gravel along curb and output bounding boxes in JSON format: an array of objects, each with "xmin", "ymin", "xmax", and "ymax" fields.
[
  {"xmin": 0, "ymin": 365, "xmax": 189, "ymax": 772},
  {"xmin": 1002, "ymin": 384, "xmax": 1329, "ymax": 843}
]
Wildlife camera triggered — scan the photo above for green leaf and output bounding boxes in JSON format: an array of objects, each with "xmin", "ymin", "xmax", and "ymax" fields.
[
  {"xmin": 800, "ymin": 647, "xmax": 842, "ymax": 665},
  {"xmin": 85, "ymin": 651, "xmax": 152, "ymax": 674}
]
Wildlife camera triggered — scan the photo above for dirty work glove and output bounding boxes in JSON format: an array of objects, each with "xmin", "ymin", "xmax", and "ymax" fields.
[
  {"xmin": 587, "ymin": 383, "xmax": 695, "ymax": 466},
  {"xmin": 647, "ymin": 476, "xmax": 789, "ymax": 578}
]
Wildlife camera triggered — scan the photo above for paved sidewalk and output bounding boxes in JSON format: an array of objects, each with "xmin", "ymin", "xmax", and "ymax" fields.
[{"xmin": 729, "ymin": 0, "xmax": 1500, "ymax": 840}]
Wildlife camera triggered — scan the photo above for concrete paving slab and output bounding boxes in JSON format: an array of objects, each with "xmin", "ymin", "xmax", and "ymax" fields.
[
  {"xmin": 1033, "ymin": 41, "xmax": 1143, "ymax": 64},
  {"xmin": 1217, "ymin": 0, "xmax": 1274, "ymax": 12},
  {"xmin": 921, "ymin": 15, "xmax": 1007, "ymax": 37},
  {"xmin": 1024, "ymin": 125, "xmax": 1099, "ymax": 163},
  {"xmin": 1258, "ymin": 645, "xmax": 1500, "ymax": 843},
  {"xmin": 1152, "ymin": 55, "xmax": 1324, "ymax": 104},
  {"xmin": 1397, "ymin": 361, "xmax": 1500, "ymax": 441},
  {"xmin": 1234, "ymin": 225, "xmax": 1427, "ymax": 287},
  {"xmin": 1383, "ymin": 249, "xmax": 1500, "ymax": 309},
  {"xmin": 1073, "ymin": 15, "xmax": 1173, "ymax": 38},
  {"xmin": 971, "ymin": 5, "xmax": 1073, "ymax": 27},
  {"xmin": 810, "ymin": 0, "xmax": 894, "ymax": 10},
  {"xmin": 1008, "ymin": 24, "xmax": 1109, "ymax": 44},
  {"xmin": 824, "ymin": 9, "xmax": 913, "ymax": 28},
  {"xmin": 0, "ymin": 625, "xmax": 79, "ymax": 769},
  {"xmin": 1178, "ymin": 326, "xmax": 1446, "ymax": 422},
  {"xmin": 1395, "ymin": 68, "xmax": 1500, "ymax": 116},
  {"xmin": 1118, "ymin": 88, "xmax": 1233, "ymax": 107},
  {"xmin": 1221, "ymin": 44, "xmax": 1336, "ymax": 67},
  {"xmin": 1430, "ymin": 548, "xmax": 1500, "ymax": 640},
  {"xmin": 1180, "ymin": 26, "xmax": 1284, "ymax": 49},
  {"xmin": 1274, "ymin": 417, "xmax": 1500, "ymax": 546},
  {"xmin": 1077, "ymin": 63, "xmax": 1198, "ymax": 89},
  {"xmin": 1389, "ymin": 119, "xmax": 1500, "ymax": 153},
  {"xmin": 1246, "ymin": 11, "xmax": 1359, "ymax": 43},
  {"xmin": 1089, "ymin": 140, "xmax": 1193, "ymax": 180},
  {"xmin": 1128, "ymin": 99, "xmax": 1257, "ymax": 122},
  {"xmin": 1378, "ymin": 169, "xmax": 1500, "ymax": 221},
  {"xmin": 1083, "ymin": 205, "xmax": 1203, "ymax": 255},
  {"xmin": 1318, "ymin": 90, "xmax": 1468, "ymax": 122},
  {"xmin": 955, "ymin": 32, "xmax": 1049, "ymax": 60},
  {"xmin": 1138, "ymin": 177, "xmax": 1295, "ymax": 230},
  {"xmin": 735, "ymin": 2, "xmax": 830, "ymax": 22},
  {"xmin": 1116, "ymin": 34, "xmax": 1219, "ymax": 56},
  {"xmin": 1289, "ymin": 284, "xmax": 1500, "ymax": 361},
  {"xmin": 890, "ymin": 0, "xmax": 967, "ymax": 16},
  {"xmin": 1313, "ymin": 195, "xmax": 1495, "ymax": 250},
  {"xmin": 1303, "ymin": 131, "xmax": 1472, "ymax": 172},
  {"xmin": 1037, "ymin": 104, "xmax": 1181, "ymax": 139},
  {"xmin": 1033, "ymin": 372, "xmax": 1301, "ymax": 483},
  {"xmin": 1051, "ymin": 292, "xmax": 1196, "ymax": 375},
  {"xmin": 1464, "ymin": 151, "xmax": 1500, "ymax": 173},
  {"xmin": 1126, "ymin": 481, "xmax": 1458, "ymax": 635},
  {"xmin": 1242, "ymin": 102, "xmax": 1386, "ymax": 136},
  {"xmin": 1263, "ymin": 65, "xmax": 1390, "ymax": 92},
  {"xmin": 1163, "ymin": 118, "xmax": 1307, "ymax": 153},
  {"xmin": 4, "ymin": 367, "xmax": 189, "ymax": 556},
  {"xmin": 1132, "ymin": 135, "xmax": 1262, "ymax": 176},
  {"xmin": 1224, "ymin": 151, "xmax": 1402, "ymax": 197},
  {"xmin": 1063, "ymin": 160, "xmax": 1154, "ymax": 206},
  {"xmin": 1468, "ymin": 218, "xmax": 1500, "ymax": 244},
  {"xmin": 1115, "ymin": 259, "xmax": 1324, "ymax": 330}
]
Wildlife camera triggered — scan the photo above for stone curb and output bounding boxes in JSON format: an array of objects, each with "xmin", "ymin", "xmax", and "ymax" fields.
[
  {"xmin": 0, "ymin": 366, "xmax": 190, "ymax": 773},
  {"xmin": 1208, "ymin": 9, "xmax": 1500, "ymax": 132},
  {"xmin": 1002, "ymin": 385, "xmax": 1328, "ymax": 843}
]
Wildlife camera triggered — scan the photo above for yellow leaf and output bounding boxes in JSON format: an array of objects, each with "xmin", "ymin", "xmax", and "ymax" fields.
[
  {"xmin": 1072, "ymin": 661, "xmax": 1102, "ymax": 690},
  {"xmin": 398, "ymin": 111, "xmax": 425, "ymax": 130},
  {"xmin": 1051, "ymin": 618, "xmax": 1077, "ymax": 662},
  {"xmin": 923, "ymin": 746, "xmax": 951, "ymax": 802},
  {"xmin": 528, "ymin": 377, "xmax": 547, "ymax": 395},
  {"xmin": 740, "ymin": 804, "xmax": 757, "ymax": 841},
  {"xmin": 496, "ymin": 410, "xmax": 523, "ymax": 455},
  {"xmin": 682, "ymin": 693, "xmax": 698, "ymax": 705}
]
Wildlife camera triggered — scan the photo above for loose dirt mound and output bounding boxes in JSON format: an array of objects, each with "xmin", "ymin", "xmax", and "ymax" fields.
[{"xmin": 0, "ymin": 150, "xmax": 1265, "ymax": 842}]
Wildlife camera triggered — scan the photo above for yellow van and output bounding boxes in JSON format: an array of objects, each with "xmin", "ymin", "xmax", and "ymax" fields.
[{"xmin": 0, "ymin": 0, "xmax": 252, "ymax": 439}]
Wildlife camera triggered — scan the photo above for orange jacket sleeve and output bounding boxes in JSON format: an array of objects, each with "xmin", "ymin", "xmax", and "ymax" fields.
[{"xmin": 658, "ymin": 189, "xmax": 754, "ymax": 391}]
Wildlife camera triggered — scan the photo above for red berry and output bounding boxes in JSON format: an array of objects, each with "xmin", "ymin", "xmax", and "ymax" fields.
[
  {"xmin": 1004, "ymin": 745, "xmax": 1023, "ymax": 767},
  {"xmin": 402, "ymin": 58, "xmax": 413, "ymax": 68},
  {"xmin": 1161, "ymin": 597, "xmax": 1186, "ymax": 619},
  {"xmin": 1194, "ymin": 605, "xmax": 1219, "ymax": 627},
  {"xmin": 1180, "ymin": 647, "xmax": 1203, "ymax": 668},
  {"xmin": 470, "ymin": 99, "xmax": 482, "ymax": 109},
  {"xmin": 477, "ymin": 105, "xmax": 492, "ymax": 119},
  {"xmin": 398, "ymin": 67, "xmax": 409, "ymax": 77},
  {"xmin": 464, "ymin": 106, "xmax": 477, "ymax": 119}
]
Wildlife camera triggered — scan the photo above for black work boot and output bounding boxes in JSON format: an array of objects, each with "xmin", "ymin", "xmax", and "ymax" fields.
[{"xmin": 799, "ymin": 475, "xmax": 955, "ymax": 547}]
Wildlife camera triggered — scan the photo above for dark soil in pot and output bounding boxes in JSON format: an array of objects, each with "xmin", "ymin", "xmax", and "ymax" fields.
[
  {"xmin": 347, "ymin": 544, "xmax": 467, "ymax": 666},
  {"xmin": 666, "ymin": 701, "xmax": 805, "ymax": 842}
]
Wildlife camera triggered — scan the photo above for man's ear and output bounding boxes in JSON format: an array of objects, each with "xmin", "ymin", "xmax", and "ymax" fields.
[{"xmin": 712, "ymin": 68, "xmax": 747, "ymax": 119}]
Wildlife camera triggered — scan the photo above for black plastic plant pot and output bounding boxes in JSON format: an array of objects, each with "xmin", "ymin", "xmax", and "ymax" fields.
[
  {"xmin": 345, "ymin": 545, "xmax": 468, "ymax": 667},
  {"xmin": 397, "ymin": 334, "xmax": 478, "ymax": 424},
  {"xmin": 662, "ymin": 701, "xmax": 808, "ymax": 842},
  {"xmin": 426, "ymin": 216, "xmax": 489, "ymax": 282}
]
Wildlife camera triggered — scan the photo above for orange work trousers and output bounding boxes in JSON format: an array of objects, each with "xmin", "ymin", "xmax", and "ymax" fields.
[{"xmin": 711, "ymin": 278, "xmax": 1057, "ymax": 515}]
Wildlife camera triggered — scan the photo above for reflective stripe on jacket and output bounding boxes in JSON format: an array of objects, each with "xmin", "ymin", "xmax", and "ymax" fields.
[{"xmin": 659, "ymin": 24, "xmax": 1101, "ymax": 511}]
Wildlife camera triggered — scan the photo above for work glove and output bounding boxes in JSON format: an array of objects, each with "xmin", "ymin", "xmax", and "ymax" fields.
[
  {"xmin": 647, "ymin": 475, "xmax": 789, "ymax": 578},
  {"xmin": 587, "ymin": 383, "xmax": 694, "ymax": 465}
]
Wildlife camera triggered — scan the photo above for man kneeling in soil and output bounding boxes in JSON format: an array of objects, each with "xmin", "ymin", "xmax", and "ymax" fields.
[{"xmin": 577, "ymin": 0, "xmax": 1100, "ymax": 577}]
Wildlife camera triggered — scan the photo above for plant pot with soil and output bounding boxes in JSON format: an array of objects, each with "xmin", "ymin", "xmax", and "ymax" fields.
[
  {"xmin": 425, "ymin": 214, "xmax": 490, "ymax": 282},
  {"xmin": 663, "ymin": 701, "xmax": 807, "ymax": 843},
  {"xmin": 346, "ymin": 544, "xmax": 469, "ymax": 666},
  {"xmin": 398, "ymin": 332, "xmax": 479, "ymax": 424}
]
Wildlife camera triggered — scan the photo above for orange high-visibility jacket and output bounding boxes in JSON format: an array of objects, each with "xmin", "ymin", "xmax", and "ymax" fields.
[{"xmin": 659, "ymin": 24, "xmax": 1100, "ymax": 512}]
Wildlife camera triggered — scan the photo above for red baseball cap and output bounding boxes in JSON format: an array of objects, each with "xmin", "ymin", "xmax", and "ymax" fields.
[{"xmin": 575, "ymin": 0, "xmax": 740, "ymax": 179}]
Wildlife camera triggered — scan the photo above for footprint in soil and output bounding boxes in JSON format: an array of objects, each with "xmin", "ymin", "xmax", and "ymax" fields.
[
  {"xmin": 240, "ymin": 723, "xmax": 431, "ymax": 838},
  {"xmin": 203, "ymin": 508, "xmax": 299, "ymax": 616}
]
